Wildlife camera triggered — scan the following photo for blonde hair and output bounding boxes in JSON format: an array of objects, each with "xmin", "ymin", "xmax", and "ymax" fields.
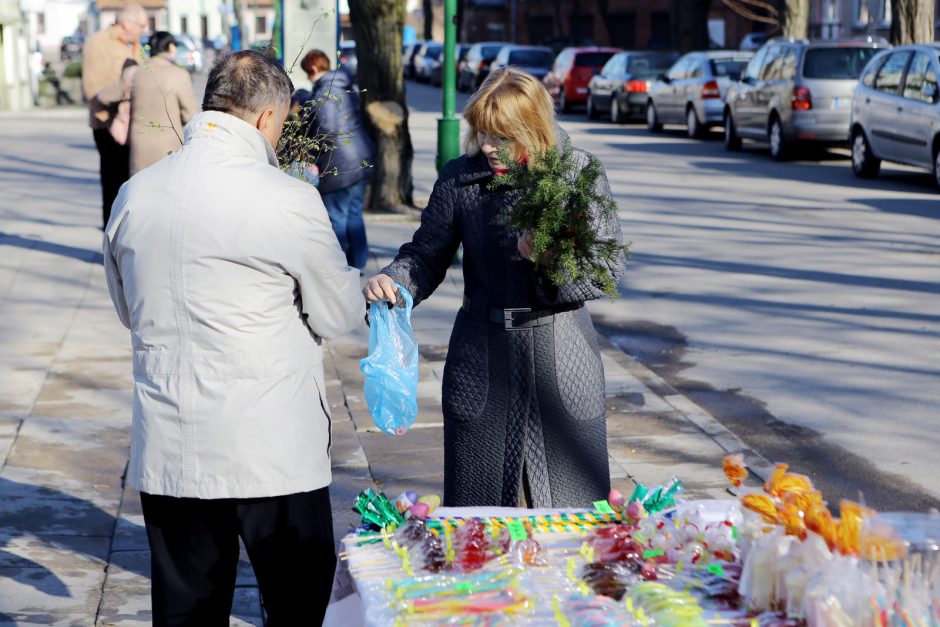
[{"xmin": 463, "ymin": 67, "xmax": 557, "ymax": 162}]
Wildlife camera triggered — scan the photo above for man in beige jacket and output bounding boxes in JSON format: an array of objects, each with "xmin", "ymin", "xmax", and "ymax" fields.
[{"xmin": 82, "ymin": 4, "xmax": 146, "ymax": 228}]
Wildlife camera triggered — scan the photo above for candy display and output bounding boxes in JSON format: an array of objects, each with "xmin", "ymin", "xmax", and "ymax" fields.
[{"xmin": 336, "ymin": 460, "xmax": 940, "ymax": 626}]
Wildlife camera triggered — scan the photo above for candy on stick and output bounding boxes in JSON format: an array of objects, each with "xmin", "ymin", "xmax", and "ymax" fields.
[
  {"xmin": 352, "ymin": 488, "xmax": 404, "ymax": 530},
  {"xmin": 723, "ymin": 454, "xmax": 749, "ymax": 487}
]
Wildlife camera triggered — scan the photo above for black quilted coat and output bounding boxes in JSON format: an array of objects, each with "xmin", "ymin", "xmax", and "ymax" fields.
[{"xmin": 382, "ymin": 148, "xmax": 626, "ymax": 508}]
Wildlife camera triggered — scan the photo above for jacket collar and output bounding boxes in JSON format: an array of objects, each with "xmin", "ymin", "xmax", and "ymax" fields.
[
  {"xmin": 458, "ymin": 152, "xmax": 496, "ymax": 185},
  {"xmin": 183, "ymin": 111, "xmax": 280, "ymax": 167}
]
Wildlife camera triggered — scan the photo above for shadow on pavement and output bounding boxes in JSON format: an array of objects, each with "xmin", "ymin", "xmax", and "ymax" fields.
[{"xmin": 0, "ymin": 232, "xmax": 104, "ymax": 265}]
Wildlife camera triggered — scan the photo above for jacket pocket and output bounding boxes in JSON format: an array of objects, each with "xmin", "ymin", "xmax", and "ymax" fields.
[
  {"xmin": 553, "ymin": 309, "xmax": 606, "ymax": 422},
  {"xmin": 442, "ymin": 318, "xmax": 490, "ymax": 422}
]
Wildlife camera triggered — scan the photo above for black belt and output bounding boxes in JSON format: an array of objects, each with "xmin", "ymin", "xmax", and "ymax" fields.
[{"xmin": 462, "ymin": 296, "xmax": 581, "ymax": 330}]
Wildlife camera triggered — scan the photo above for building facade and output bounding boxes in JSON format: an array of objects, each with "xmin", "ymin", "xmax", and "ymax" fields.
[{"xmin": 1, "ymin": 0, "xmax": 34, "ymax": 110}]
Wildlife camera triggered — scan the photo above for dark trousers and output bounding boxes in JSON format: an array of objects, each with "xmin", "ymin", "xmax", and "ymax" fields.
[
  {"xmin": 140, "ymin": 487, "xmax": 336, "ymax": 627},
  {"xmin": 92, "ymin": 128, "xmax": 130, "ymax": 228},
  {"xmin": 321, "ymin": 178, "xmax": 369, "ymax": 270}
]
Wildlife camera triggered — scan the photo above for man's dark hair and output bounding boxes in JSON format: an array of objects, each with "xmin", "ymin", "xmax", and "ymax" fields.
[
  {"xmin": 202, "ymin": 50, "xmax": 294, "ymax": 119},
  {"xmin": 148, "ymin": 31, "xmax": 176, "ymax": 57}
]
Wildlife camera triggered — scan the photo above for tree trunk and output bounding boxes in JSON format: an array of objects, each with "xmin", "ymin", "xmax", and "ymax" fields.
[
  {"xmin": 423, "ymin": 0, "xmax": 434, "ymax": 40},
  {"xmin": 596, "ymin": 0, "xmax": 614, "ymax": 43},
  {"xmin": 891, "ymin": 0, "xmax": 935, "ymax": 44},
  {"xmin": 349, "ymin": 0, "xmax": 414, "ymax": 212},
  {"xmin": 782, "ymin": 0, "xmax": 810, "ymax": 39},
  {"xmin": 456, "ymin": 0, "xmax": 464, "ymax": 41},
  {"xmin": 673, "ymin": 0, "xmax": 712, "ymax": 52}
]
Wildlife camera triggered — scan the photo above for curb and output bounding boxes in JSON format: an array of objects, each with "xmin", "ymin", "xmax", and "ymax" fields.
[{"xmin": 597, "ymin": 336, "xmax": 776, "ymax": 485}]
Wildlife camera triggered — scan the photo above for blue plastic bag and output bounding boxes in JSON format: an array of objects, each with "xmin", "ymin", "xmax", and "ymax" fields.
[{"xmin": 360, "ymin": 284, "xmax": 418, "ymax": 436}]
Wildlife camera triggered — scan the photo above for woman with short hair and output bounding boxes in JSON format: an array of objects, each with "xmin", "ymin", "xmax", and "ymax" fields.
[
  {"xmin": 364, "ymin": 67, "xmax": 626, "ymax": 508},
  {"xmin": 129, "ymin": 31, "xmax": 198, "ymax": 175}
]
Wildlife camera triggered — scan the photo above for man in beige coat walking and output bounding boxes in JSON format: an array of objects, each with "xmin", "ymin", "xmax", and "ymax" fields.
[
  {"xmin": 104, "ymin": 51, "xmax": 364, "ymax": 625},
  {"xmin": 82, "ymin": 3, "xmax": 147, "ymax": 227}
]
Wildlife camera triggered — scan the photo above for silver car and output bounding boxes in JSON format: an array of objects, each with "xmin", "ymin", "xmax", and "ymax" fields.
[
  {"xmin": 850, "ymin": 44, "xmax": 940, "ymax": 189},
  {"xmin": 724, "ymin": 38, "xmax": 886, "ymax": 159},
  {"xmin": 646, "ymin": 51, "xmax": 753, "ymax": 138}
]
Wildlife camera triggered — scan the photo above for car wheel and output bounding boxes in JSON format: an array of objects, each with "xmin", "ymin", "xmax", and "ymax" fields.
[
  {"xmin": 686, "ymin": 105, "xmax": 702, "ymax": 139},
  {"xmin": 610, "ymin": 96, "xmax": 626, "ymax": 124},
  {"xmin": 933, "ymin": 143, "xmax": 940, "ymax": 191},
  {"xmin": 768, "ymin": 116, "xmax": 789, "ymax": 161},
  {"xmin": 724, "ymin": 111, "xmax": 742, "ymax": 151},
  {"xmin": 587, "ymin": 95, "xmax": 600, "ymax": 120},
  {"xmin": 851, "ymin": 129, "xmax": 881, "ymax": 179},
  {"xmin": 559, "ymin": 89, "xmax": 571, "ymax": 113},
  {"xmin": 646, "ymin": 101, "xmax": 662, "ymax": 133}
]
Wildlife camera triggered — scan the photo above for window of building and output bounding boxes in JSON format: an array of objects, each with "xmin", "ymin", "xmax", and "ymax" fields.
[
  {"xmin": 201, "ymin": 15, "xmax": 208, "ymax": 40},
  {"xmin": 527, "ymin": 16, "xmax": 553, "ymax": 45},
  {"xmin": 148, "ymin": 16, "xmax": 156, "ymax": 32},
  {"xmin": 855, "ymin": 0, "xmax": 892, "ymax": 25},
  {"xmin": 180, "ymin": 15, "xmax": 188, "ymax": 34},
  {"xmin": 256, "ymin": 15, "xmax": 267, "ymax": 34},
  {"xmin": 607, "ymin": 14, "xmax": 635, "ymax": 50},
  {"xmin": 649, "ymin": 12, "xmax": 671, "ymax": 48},
  {"xmin": 37, "ymin": 13, "xmax": 46, "ymax": 35},
  {"xmin": 571, "ymin": 14, "xmax": 593, "ymax": 43}
]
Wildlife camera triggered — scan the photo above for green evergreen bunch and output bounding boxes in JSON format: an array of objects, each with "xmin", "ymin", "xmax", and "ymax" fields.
[{"xmin": 489, "ymin": 138, "xmax": 628, "ymax": 298}]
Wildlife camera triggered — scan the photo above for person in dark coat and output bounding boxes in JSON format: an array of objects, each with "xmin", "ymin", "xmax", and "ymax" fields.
[
  {"xmin": 364, "ymin": 68, "xmax": 626, "ymax": 509},
  {"xmin": 298, "ymin": 49, "xmax": 375, "ymax": 270}
]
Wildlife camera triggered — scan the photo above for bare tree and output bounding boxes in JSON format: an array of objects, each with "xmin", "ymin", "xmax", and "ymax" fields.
[
  {"xmin": 673, "ymin": 0, "xmax": 712, "ymax": 52},
  {"xmin": 891, "ymin": 0, "xmax": 936, "ymax": 44},
  {"xmin": 348, "ymin": 0, "xmax": 414, "ymax": 212}
]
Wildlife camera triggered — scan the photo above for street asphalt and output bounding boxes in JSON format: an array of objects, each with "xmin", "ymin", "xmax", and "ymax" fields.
[{"xmin": 0, "ymin": 73, "xmax": 936, "ymax": 624}]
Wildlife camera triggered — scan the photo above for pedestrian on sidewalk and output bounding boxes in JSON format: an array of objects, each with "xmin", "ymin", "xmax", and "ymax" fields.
[
  {"xmin": 82, "ymin": 3, "xmax": 147, "ymax": 228},
  {"xmin": 129, "ymin": 31, "xmax": 198, "ymax": 175},
  {"xmin": 364, "ymin": 68, "xmax": 626, "ymax": 510},
  {"xmin": 104, "ymin": 51, "xmax": 364, "ymax": 626},
  {"xmin": 296, "ymin": 48, "xmax": 374, "ymax": 270}
]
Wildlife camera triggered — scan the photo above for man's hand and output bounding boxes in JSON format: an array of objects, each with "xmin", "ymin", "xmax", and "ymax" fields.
[{"xmin": 364, "ymin": 273, "xmax": 399, "ymax": 304}]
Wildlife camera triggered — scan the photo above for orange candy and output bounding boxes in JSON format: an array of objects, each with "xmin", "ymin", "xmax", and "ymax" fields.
[{"xmin": 722, "ymin": 454, "xmax": 748, "ymax": 487}]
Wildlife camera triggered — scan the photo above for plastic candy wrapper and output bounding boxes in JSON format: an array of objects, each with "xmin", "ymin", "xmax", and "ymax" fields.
[
  {"xmin": 580, "ymin": 561, "xmax": 643, "ymax": 600},
  {"xmin": 589, "ymin": 524, "xmax": 645, "ymax": 565},
  {"xmin": 625, "ymin": 581, "xmax": 707, "ymax": 626},
  {"xmin": 625, "ymin": 477, "xmax": 683, "ymax": 517},
  {"xmin": 352, "ymin": 488, "xmax": 404, "ymax": 531},
  {"xmin": 386, "ymin": 568, "xmax": 531, "ymax": 623},
  {"xmin": 723, "ymin": 453, "xmax": 749, "ymax": 487},
  {"xmin": 395, "ymin": 516, "xmax": 432, "ymax": 549},
  {"xmin": 360, "ymin": 283, "xmax": 418, "ymax": 436},
  {"xmin": 664, "ymin": 562, "xmax": 743, "ymax": 610},
  {"xmin": 563, "ymin": 594, "xmax": 635, "ymax": 626},
  {"xmin": 454, "ymin": 518, "xmax": 490, "ymax": 572},
  {"xmin": 802, "ymin": 555, "xmax": 873, "ymax": 626}
]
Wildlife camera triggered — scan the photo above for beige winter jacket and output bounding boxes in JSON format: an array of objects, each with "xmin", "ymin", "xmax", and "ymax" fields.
[
  {"xmin": 82, "ymin": 26, "xmax": 135, "ymax": 129},
  {"xmin": 129, "ymin": 55, "xmax": 198, "ymax": 175},
  {"xmin": 104, "ymin": 111, "xmax": 365, "ymax": 499}
]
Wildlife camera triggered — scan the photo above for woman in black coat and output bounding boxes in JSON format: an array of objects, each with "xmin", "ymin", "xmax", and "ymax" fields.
[
  {"xmin": 365, "ymin": 68, "xmax": 626, "ymax": 508},
  {"xmin": 299, "ymin": 49, "xmax": 374, "ymax": 270}
]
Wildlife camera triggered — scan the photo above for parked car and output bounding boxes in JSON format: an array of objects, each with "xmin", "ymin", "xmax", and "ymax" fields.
[
  {"xmin": 490, "ymin": 45, "xmax": 554, "ymax": 82},
  {"xmin": 339, "ymin": 41, "xmax": 357, "ymax": 79},
  {"xmin": 586, "ymin": 51, "xmax": 679, "ymax": 122},
  {"xmin": 430, "ymin": 43, "xmax": 470, "ymax": 87},
  {"xmin": 403, "ymin": 40, "xmax": 427, "ymax": 79},
  {"xmin": 850, "ymin": 44, "xmax": 940, "ymax": 188},
  {"xmin": 413, "ymin": 41, "xmax": 443, "ymax": 82},
  {"xmin": 646, "ymin": 50, "xmax": 753, "ymax": 137},
  {"xmin": 176, "ymin": 34, "xmax": 205, "ymax": 72},
  {"xmin": 723, "ymin": 38, "xmax": 887, "ymax": 159},
  {"xmin": 60, "ymin": 34, "xmax": 83, "ymax": 61},
  {"xmin": 458, "ymin": 42, "xmax": 508, "ymax": 92},
  {"xmin": 544, "ymin": 47, "xmax": 620, "ymax": 112}
]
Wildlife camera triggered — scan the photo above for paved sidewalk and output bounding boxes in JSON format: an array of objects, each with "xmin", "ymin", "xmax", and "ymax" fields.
[{"xmin": 0, "ymin": 107, "xmax": 764, "ymax": 625}]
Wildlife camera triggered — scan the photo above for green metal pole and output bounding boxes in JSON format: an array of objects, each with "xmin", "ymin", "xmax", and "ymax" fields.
[{"xmin": 436, "ymin": 0, "xmax": 460, "ymax": 172}]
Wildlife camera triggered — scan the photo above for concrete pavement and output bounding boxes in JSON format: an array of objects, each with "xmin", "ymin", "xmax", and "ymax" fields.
[{"xmin": 0, "ymin": 102, "xmax": 756, "ymax": 624}]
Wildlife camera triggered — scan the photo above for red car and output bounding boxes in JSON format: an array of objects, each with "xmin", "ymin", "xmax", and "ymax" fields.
[{"xmin": 544, "ymin": 47, "xmax": 621, "ymax": 112}]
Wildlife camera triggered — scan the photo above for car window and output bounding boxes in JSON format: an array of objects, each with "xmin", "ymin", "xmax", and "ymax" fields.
[
  {"xmin": 875, "ymin": 51, "xmax": 912, "ymax": 94},
  {"xmin": 803, "ymin": 46, "xmax": 880, "ymax": 79},
  {"xmin": 860, "ymin": 53, "xmax": 887, "ymax": 87},
  {"xmin": 760, "ymin": 46, "xmax": 787, "ymax": 80},
  {"xmin": 744, "ymin": 46, "xmax": 770, "ymax": 81},
  {"xmin": 902, "ymin": 51, "xmax": 939, "ymax": 104},
  {"xmin": 508, "ymin": 49, "xmax": 553, "ymax": 67},
  {"xmin": 628, "ymin": 53, "xmax": 676, "ymax": 76},
  {"xmin": 575, "ymin": 52, "xmax": 615, "ymax": 67},
  {"xmin": 481, "ymin": 45, "xmax": 503, "ymax": 60},
  {"xmin": 689, "ymin": 60, "xmax": 704, "ymax": 79},
  {"xmin": 710, "ymin": 58, "xmax": 748, "ymax": 80},
  {"xmin": 667, "ymin": 58, "xmax": 689, "ymax": 81},
  {"xmin": 425, "ymin": 44, "xmax": 442, "ymax": 57}
]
